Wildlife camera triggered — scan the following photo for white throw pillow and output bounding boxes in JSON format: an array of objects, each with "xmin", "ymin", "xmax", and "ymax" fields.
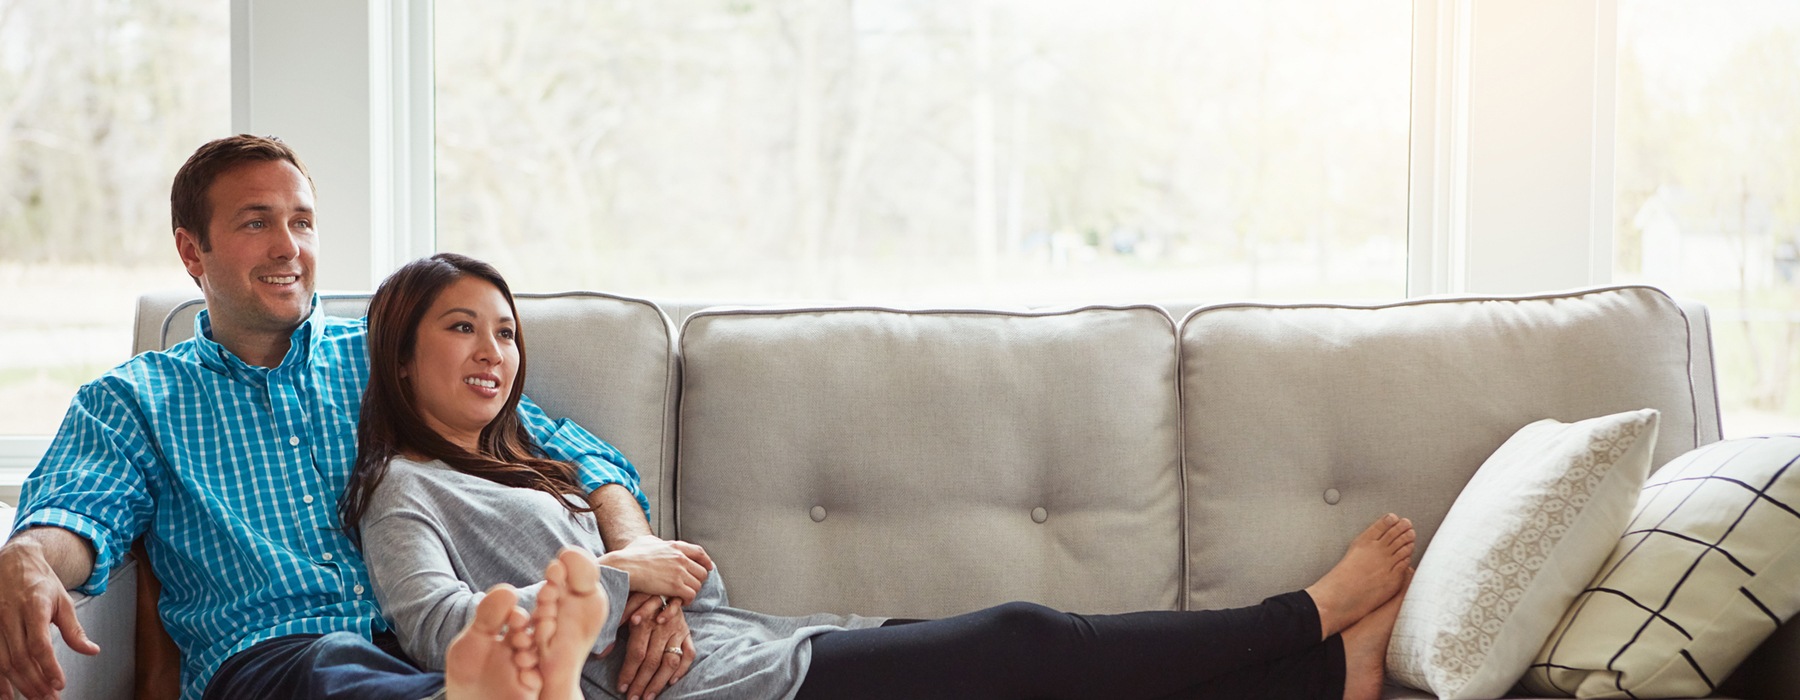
[
  {"xmin": 1522, "ymin": 435, "xmax": 1800, "ymax": 698},
  {"xmin": 1388, "ymin": 408, "xmax": 1660, "ymax": 699}
]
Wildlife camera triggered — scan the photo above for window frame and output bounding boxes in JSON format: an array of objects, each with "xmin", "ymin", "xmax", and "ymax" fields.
[{"xmin": 1, "ymin": 0, "xmax": 1622, "ymax": 492}]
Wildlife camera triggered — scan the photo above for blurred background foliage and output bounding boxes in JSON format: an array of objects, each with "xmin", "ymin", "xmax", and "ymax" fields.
[{"xmin": 0, "ymin": 0, "xmax": 1794, "ymax": 438}]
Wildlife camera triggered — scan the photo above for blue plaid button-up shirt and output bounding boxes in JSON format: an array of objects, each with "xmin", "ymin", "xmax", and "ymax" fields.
[{"xmin": 13, "ymin": 298, "xmax": 645, "ymax": 699}]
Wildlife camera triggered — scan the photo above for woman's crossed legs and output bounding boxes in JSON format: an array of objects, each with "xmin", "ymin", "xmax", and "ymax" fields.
[{"xmin": 798, "ymin": 514, "xmax": 1417, "ymax": 700}]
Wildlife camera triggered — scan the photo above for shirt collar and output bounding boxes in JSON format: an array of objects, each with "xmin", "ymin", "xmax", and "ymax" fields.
[{"xmin": 193, "ymin": 295, "xmax": 327, "ymax": 377}]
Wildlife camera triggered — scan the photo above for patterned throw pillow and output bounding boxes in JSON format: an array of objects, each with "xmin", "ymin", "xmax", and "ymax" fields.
[
  {"xmin": 1522, "ymin": 435, "xmax": 1800, "ymax": 698},
  {"xmin": 1387, "ymin": 409, "xmax": 1661, "ymax": 700}
]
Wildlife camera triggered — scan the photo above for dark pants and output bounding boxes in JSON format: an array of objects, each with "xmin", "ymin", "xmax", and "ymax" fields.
[
  {"xmin": 797, "ymin": 591, "xmax": 1345, "ymax": 700},
  {"xmin": 203, "ymin": 631, "xmax": 445, "ymax": 700}
]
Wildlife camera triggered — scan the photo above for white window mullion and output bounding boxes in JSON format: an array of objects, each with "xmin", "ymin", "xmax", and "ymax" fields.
[
  {"xmin": 234, "ymin": 0, "xmax": 417, "ymax": 292},
  {"xmin": 0, "ymin": 437, "xmax": 50, "ymax": 505},
  {"xmin": 1410, "ymin": 0, "xmax": 1619, "ymax": 297},
  {"xmin": 375, "ymin": 0, "xmax": 437, "ymax": 283},
  {"xmin": 1407, "ymin": 0, "xmax": 1475, "ymax": 297}
]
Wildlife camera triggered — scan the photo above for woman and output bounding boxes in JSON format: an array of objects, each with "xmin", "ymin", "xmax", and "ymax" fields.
[{"xmin": 346, "ymin": 253, "xmax": 1415, "ymax": 700}]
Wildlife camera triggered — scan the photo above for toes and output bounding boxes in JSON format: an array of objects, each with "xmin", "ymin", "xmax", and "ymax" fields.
[
  {"xmin": 537, "ymin": 563, "xmax": 565, "ymax": 643},
  {"xmin": 1378, "ymin": 516, "xmax": 1413, "ymax": 545},
  {"xmin": 557, "ymin": 547, "xmax": 599, "ymax": 596},
  {"xmin": 507, "ymin": 612, "xmax": 533, "ymax": 651},
  {"xmin": 1388, "ymin": 527, "xmax": 1417, "ymax": 553},
  {"xmin": 544, "ymin": 556, "xmax": 569, "ymax": 597},
  {"xmin": 517, "ymin": 662, "xmax": 544, "ymax": 693},
  {"xmin": 513, "ymin": 645, "xmax": 539, "ymax": 671},
  {"xmin": 539, "ymin": 558, "xmax": 567, "ymax": 616},
  {"xmin": 473, "ymin": 585, "xmax": 521, "ymax": 636},
  {"xmin": 1364, "ymin": 514, "xmax": 1399, "ymax": 541}
]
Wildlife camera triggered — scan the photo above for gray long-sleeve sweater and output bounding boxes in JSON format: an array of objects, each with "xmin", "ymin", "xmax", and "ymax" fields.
[{"xmin": 361, "ymin": 457, "xmax": 884, "ymax": 700}]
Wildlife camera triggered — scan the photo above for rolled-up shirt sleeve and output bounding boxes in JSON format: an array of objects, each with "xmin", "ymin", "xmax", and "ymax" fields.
[
  {"xmin": 14, "ymin": 382, "xmax": 156, "ymax": 595},
  {"xmin": 515, "ymin": 394, "xmax": 649, "ymax": 519}
]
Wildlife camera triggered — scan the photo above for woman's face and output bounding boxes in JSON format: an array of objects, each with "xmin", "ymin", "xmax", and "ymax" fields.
[{"xmin": 404, "ymin": 276, "xmax": 519, "ymax": 452}]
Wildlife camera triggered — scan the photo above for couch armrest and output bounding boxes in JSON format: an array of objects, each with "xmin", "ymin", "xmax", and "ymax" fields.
[{"xmin": 9, "ymin": 557, "xmax": 138, "ymax": 700}]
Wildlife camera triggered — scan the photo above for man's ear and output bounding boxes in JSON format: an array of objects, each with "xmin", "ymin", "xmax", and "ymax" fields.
[{"xmin": 174, "ymin": 227, "xmax": 206, "ymax": 284}]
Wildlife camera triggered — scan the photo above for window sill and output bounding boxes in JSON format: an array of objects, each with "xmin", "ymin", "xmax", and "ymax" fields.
[{"xmin": 0, "ymin": 437, "xmax": 47, "ymax": 507}]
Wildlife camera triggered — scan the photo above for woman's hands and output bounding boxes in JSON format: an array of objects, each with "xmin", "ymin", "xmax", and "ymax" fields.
[{"xmin": 597, "ymin": 535, "xmax": 714, "ymax": 605}]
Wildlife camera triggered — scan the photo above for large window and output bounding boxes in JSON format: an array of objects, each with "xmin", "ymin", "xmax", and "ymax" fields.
[
  {"xmin": 0, "ymin": 1, "xmax": 227, "ymax": 437},
  {"xmin": 435, "ymin": 0, "xmax": 1412, "ymax": 303},
  {"xmin": 1613, "ymin": 0, "xmax": 1800, "ymax": 437}
]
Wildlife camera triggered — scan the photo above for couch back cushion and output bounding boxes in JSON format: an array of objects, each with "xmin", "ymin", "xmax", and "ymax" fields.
[
  {"xmin": 676, "ymin": 305, "xmax": 1182, "ymax": 618},
  {"xmin": 155, "ymin": 292, "xmax": 681, "ymax": 535},
  {"xmin": 1179, "ymin": 286, "xmax": 1704, "ymax": 610}
]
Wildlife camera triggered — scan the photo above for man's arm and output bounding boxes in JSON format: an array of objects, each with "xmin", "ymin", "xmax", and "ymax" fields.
[
  {"xmin": 0, "ymin": 527, "xmax": 103, "ymax": 699},
  {"xmin": 4, "ymin": 527, "xmax": 95, "ymax": 590},
  {"xmin": 4, "ymin": 381, "xmax": 156, "ymax": 699},
  {"xmin": 588, "ymin": 484, "xmax": 652, "ymax": 550},
  {"xmin": 514, "ymin": 394, "xmax": 651, "ymax": 518}
]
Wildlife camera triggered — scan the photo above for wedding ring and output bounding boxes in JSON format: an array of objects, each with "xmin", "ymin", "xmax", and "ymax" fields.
[{"xmin": 665, "ymin": 646, "xmax": 683, "ymax": 656}]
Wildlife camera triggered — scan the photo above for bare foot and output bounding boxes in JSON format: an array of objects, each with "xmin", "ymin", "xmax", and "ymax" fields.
[
  {"xmin": 445, "ymin": 584, "xmax": 542, "ymax": 700},
  {"xmin": 535, "ymin": 547, "xmax": 610, "ymax": 700},
  {"xmin": 1341, "ymin": 567, "xmax": 1410, "ymax": 700},
  {"xmin": 1305, "ymin": 514, "xmax": 1416, "ymax": 638}
]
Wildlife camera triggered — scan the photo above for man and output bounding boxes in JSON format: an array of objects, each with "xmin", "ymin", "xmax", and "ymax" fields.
[{"xmin": 0, "ymin": 135, "xmax": 707, "ymax": 700}]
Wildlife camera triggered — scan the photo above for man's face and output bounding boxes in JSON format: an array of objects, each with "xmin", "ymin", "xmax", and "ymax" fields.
[{"xmin": 176, "ymin": 159, "xmax": 318, "ymax": 336}]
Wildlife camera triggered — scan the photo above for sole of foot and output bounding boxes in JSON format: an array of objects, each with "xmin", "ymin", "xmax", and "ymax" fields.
[
  {"xmin": 1306, "ymin": 513, "xmax": 1416, "ymax": 639},
  {"xmin": 444, "ymin": 584, "xmax": 542, "ymax": 700},
  {"xmin": 536, "ymin": 546, "xmax": 610, "ymax": 700},
  {"xmin": 1341, "ymin": 567, "xmax": 1411, "ymax": 700}
]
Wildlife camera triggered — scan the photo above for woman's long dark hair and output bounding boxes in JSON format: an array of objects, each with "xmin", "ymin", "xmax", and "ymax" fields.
[{"xmin": 339, "ymin": 253, "xmax": 597, "ymax": 542}]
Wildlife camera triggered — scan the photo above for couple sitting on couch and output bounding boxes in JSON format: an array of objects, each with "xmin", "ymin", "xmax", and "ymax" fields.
[{"xmin": 1, "ymin": 135, "xmax": 1414, "ymax": 700}]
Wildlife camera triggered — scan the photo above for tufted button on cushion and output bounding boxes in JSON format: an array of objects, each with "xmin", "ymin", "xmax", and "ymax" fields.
[
  {"xmin": 1031, "ymin": 507, "xmax": 1048, "ymax": 524},
  {"xmin": 809, "ymin": 506, "xmax": 827, "ymax": 523},
  {"xmin": 1323, "ymin": 488, "xmax": 1341, "ymax": 505}
]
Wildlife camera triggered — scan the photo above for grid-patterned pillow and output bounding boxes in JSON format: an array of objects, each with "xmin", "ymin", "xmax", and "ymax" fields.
[{"xmin": 1524, "ymin": 435, "xmax": 1800, "ymax": 698}]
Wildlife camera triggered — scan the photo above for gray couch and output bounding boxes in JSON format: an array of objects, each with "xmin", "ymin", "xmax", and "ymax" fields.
[{"xmin": 10, "ymin": 284, "xmax": 1798, "ymax": 699}]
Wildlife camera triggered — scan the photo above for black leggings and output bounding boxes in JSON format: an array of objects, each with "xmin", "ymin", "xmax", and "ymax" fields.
[{"xmin": 796, "ymin": 591, "xmax": 1344, "ymax": 700}]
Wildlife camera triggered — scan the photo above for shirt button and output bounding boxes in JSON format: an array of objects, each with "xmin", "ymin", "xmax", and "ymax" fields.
[
  {"xmin": 303, "ymin": 495, "xmax": 315, "ymax": 504},
  {"xmin": 323, "ymin": 553, "xmax": 334, "ymax": 561},
  {"xmin": 289, "ymin": 436, "xmax": 300, "ymax": 446},
  {"xmin": 353, "ymin": 585, "xmax": 365, "ymax": 595}
]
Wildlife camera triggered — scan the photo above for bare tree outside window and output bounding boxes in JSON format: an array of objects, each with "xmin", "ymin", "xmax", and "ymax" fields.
[
  {"xmin": 434, "ymin": 0, "xmax": 1412, "ymax": 304},
  {"xmin": 1614, "ymin": 0, "xmax": 1800, "ymax": 436},
  {"xmin": 0, "ymin": 0, "xmax": 226, "ymax": 436}
]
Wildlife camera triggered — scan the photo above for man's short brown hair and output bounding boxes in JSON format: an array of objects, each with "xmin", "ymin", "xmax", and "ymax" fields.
[{"xmin": 170, "ymin": 135, "xmax": 315, "ymax": 251}]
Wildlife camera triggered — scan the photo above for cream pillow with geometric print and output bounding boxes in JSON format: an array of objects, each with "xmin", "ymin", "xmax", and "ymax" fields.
[
  {"xmin": 1523, "ymin": 435, "xmax": 1800, "ymax": 698},
  {"xmin": 1388, "ymin": 409, "xmax": 1660, "ymax": 700}
]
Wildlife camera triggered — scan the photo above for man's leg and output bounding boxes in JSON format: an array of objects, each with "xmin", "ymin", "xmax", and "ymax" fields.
[{"xmin": 203, "ymin": 632, "xmax": 444, "ymax": 700}]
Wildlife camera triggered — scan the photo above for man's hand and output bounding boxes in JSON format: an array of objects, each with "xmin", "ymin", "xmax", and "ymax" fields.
[
  {"xmin": 0, "ymin": 537, "xmax": 101, "ymax": 700},
  {"xmin": 612, "ymin": 593, "xmax": 692, "ymax": 700},
  {"xmin": 597, "ymin": 536, "xmax": 714, "ymax": 604}
]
